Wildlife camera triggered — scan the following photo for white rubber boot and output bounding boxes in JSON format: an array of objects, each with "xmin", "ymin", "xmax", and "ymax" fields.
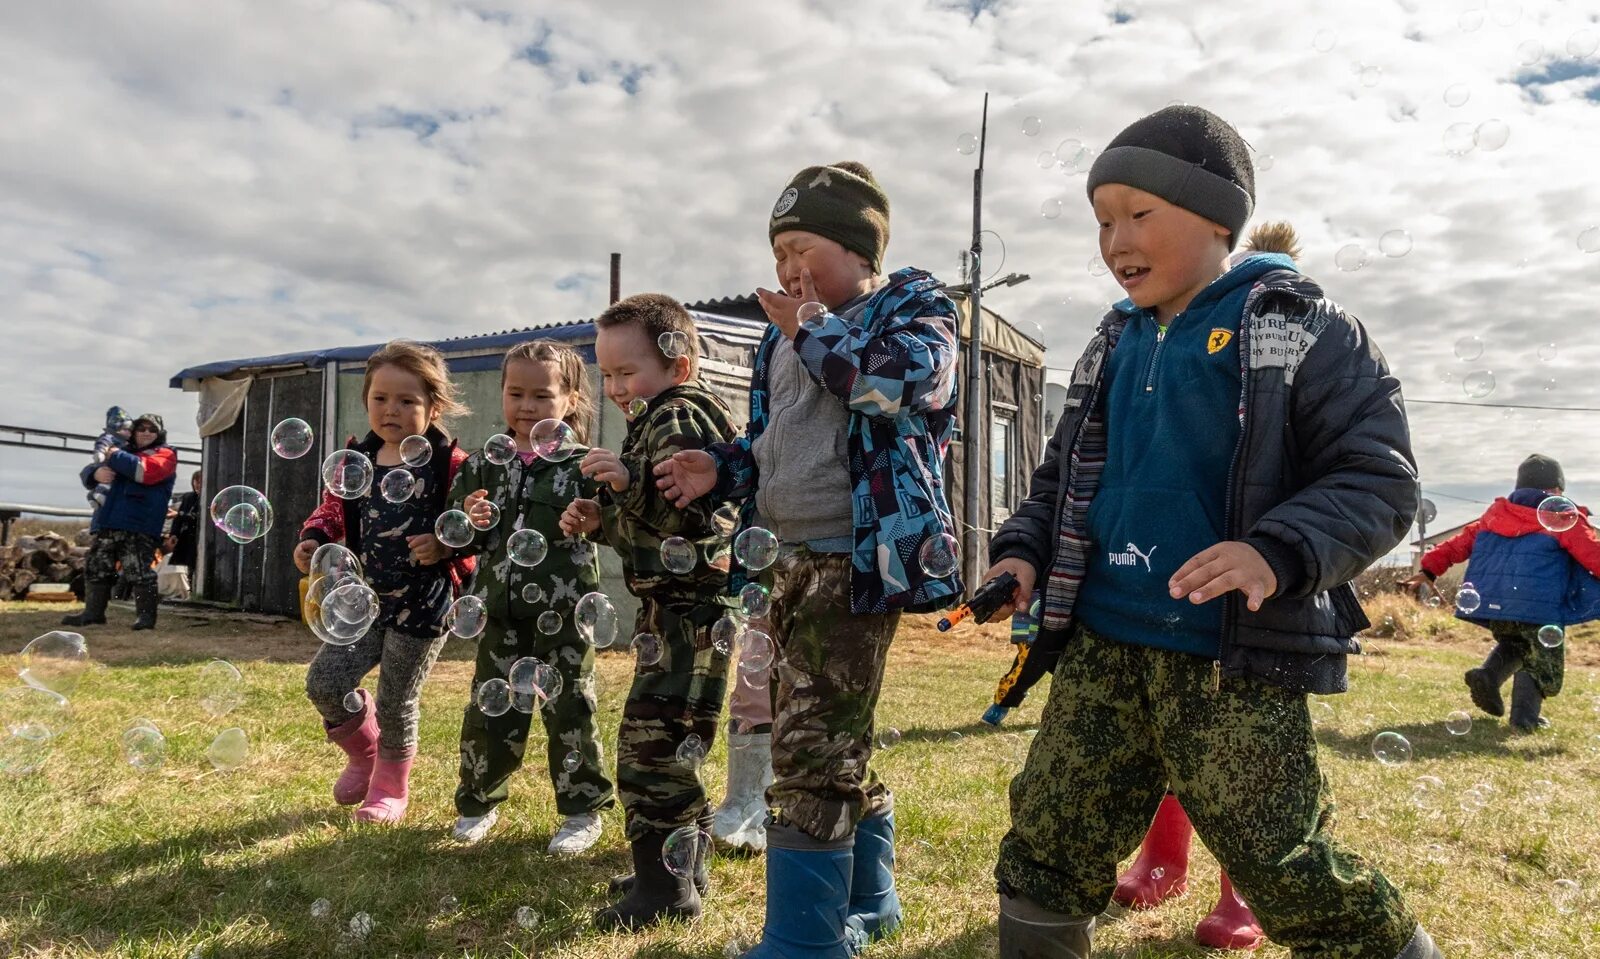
[{"xmin": 711, "ymin": 731, "xmax": 773, "ymax": 852}]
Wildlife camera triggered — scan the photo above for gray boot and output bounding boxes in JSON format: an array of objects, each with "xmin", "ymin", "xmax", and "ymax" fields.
[
  {"xmin": 998, "ymin": 891, "xmax": 1094, "ymax": 959},
  {"xmin": 711, "ymin": 731, "xmax": 773, "ymax": 852},
  {"xmin": 1396, "ymin": 924, "xmax": 1443, "ymax": 959},
  {"xmin": 61, "ymin": 581, "xmax": 112, "ymax": 626},
  {"xmin": 1464, "ymin": 642, "xmax": 1519, "ymax": 717},
  {"xmin": 1509, "ymin": 672, "xmax": 1548, "ymax": 733}
]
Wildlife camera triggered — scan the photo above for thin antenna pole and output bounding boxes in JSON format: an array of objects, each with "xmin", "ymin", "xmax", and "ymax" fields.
[
  {"xmin": 609, "ymin": 253, "xmax": 621, "ymax": 305},
  {"xmin": 961, "ymin": 94, "xmax": 989, "ymax": 592}
]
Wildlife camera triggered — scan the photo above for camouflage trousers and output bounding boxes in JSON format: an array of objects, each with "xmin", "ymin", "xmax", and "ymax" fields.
[
  {"xmin": 768, "ymin": 548, "xmax": 900, "ymax": 843},
  {"xmin": 83, "ymin": 529, "xmax": 159, "ymax": 589},
  {"xmin": 992, "ymin": 641, "xmax": 1059, "ymax": 709},
  {"xmin": 616, "ymin": 596, "xmax": 730, "ymax": 838},
  {"xmin": 1487, "ymin": 621, "xmax": 1564, "ymax": 698},
  {"xmin": 456, "ymin": 615, "xmax": 614, "ymax": 817},
  {"xmin": 998, "ymin": 625, "xmax": 1418, "ymax": 959}
]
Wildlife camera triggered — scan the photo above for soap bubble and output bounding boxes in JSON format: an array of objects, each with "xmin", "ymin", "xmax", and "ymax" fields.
[
  {"xmin": 1040, "ymin": 198, "xmax": 1063, "ymax": 220},
  {"xmin": 323, "ymin": 581, "xmax": 378, "ymax": 628},
  {"xmin": 739, "ymin": 628, "xmax": 775, "ymax": 673},
  {"xmin": 711, "ymin": 614, "xmax": 740, "ymax": 655},
  {"xmin": 1334, "ymin": 243, "xmax": 1368, "ymax": 272},
  {"xmin": 270, "ymin": 418, "xmax": 314, "ymax": 459},
  {"xmin": 1036, "ymin": 150, "xmax": 1055, "ymax": 169},
  {"xmin": 399, "ymin": 434, "xmax": 432, "ymax": 467},
  {"xmin": 435, "ymin": 510, "xmax": 474, "ymax": 548},
  {"xmin": 18, "ymin": 631, "xmax": 89, "ymax": 696},
  {"xmin": 1537, "ymin": 341, "xmax": 1559, "ymax": 362},
  {"xmin": 662, "ymin": 824, "xmax": 705, "ymax": 877},
  {"xmin": 484, "ymin": 433, "xmax": 517, "ymax": 466},
  {"xmin": 733, "ymin": 527, "xmax": 779, "ymax": 572},
  {"xmin": 1536, "ymin": 496, "xmax": 1578, "ymax": 533},
  {"xmin": 1088, "ymin": 255, "xmax": 1110, "ymax": 277},
  {"xmin": 1443, "ymin": 83, "xmax": 1470, "ymax": 107},
  {"xmin": 510, "ymin": 657, "xmax": 562, "ymax": 710},
  {"xmin": 1458, "ymin": 9, "xmax": 1483, "ymax": 32},
  {"xmin": 378, "ymin": 469, "xmax": 416, "ymax": 503},
  {"xmin": 1456, "ymin": 585, "xmax": 1482, "ymax": 614},
  {"xmin": 1528, "ymin": 779, "xmax": 1555, "ymax": 804},
  {"xmin": 209, "ymin": 486, "xmax": 274, "ymax": 543},
  {"xmin": 1537, "ymin": 624, "xmax": 1564, "ymax": 648},
  {"xmin": 521, "ymin": 583, "xmax": 544, "ymax": 604},
  {"xmin": 198, "ymin": 660, "xmax": 244, "ymax": 719},
  {"xmin": 1459, "ymin": 786, "xmax": 1488, "ymax": 813},
  {"xmin": 918, "ymin": 532, "xmax": 960, "ymax": 579},
  {"xmin": 1312, "ymin": 28, "xmax": 1337, "ymax": 52},
  {"xmin": 514, "ymin": 905, "xmax": 539, "ymax": 930},
  {"xmin": 476, "ymin": 678, "xmax": 512, "ymax": 717},
  {"xmin": 207, "ymin": 727, "xmax": 250, "ymax": 771},
  {"xmin": 797, "ymin": 301, "xmax": 826, "ymax": 325},
  {"xmin": 562, "ymin": 750, "xmax": 582, "ymax": 773},
  {"xmin": 0, "ymin": 723, "xmax": 53, "ymax": 776},
  {"xmin": 348, "ymin": 912, "xmax": 372, "ymax": 940},
  {"xmin": 1412, "ymin": 775, "xmax": 1445, "ymax": 810},
  {"xmin": 1462, "ymin": 370, "xmax": 1495, "ymax": 399},
  {"xmin": 633, "ymin": 633, "xmax": 663, "ymax": 667},
  {"xmin": 1551, "ymin": 879, "xmax": 1580, "ymax": 913},
  {"xmin": 1474, "ymin": 119, "xmax": 1509, "ymax": 152},
  {"xmin": 1379, "ymin": 229, "xmax": 1412, "ymax": 258},
  {"xmin": 627, "ymin": 397, "xmax": 648, "ymax": 419},
  {"xmin": 446, "ymin": 595, "xmax": 488, "ymax": 639},
  {"xmin": 1453, "ymin": 335, "xmax": 1484, "ymax": 362},
  {"xmin": 1021, "ymin": 115, "xmax": 1042, "ymax": 136},
  {"xmin": 1516, "ymin": 39, "xmax": 1544, "ymax": 65},
  {"xmin": 1256, "ymin": 153, "xmax": 1274, "ymax": 172},
  {"xmin": 310, "ymin": 543, "xmax": 362, "ymax": 581},
  {"xmin": 658, "ymin": 331, "xmax": 691, "ymax": 359},
  {"xmin": 2, "ymin": 685, "xmax": 70, "ymax": 747},
  {"xmin": 676, "ymin": 733, "xmax": 708, "ymax": 768},
  {"xmin": 436, "ymin": 894, "xmax": 459, "ymax": 915},
  {"xmin": 1419, "ymin": 499, "xmax": 1438, "ymax": 525},
  {"xmin": 321, "ymin": 450, "xmax": 374, "ymax": 500},
  {"xmin": 507, "ymin": 529, "xmax": 548, "ymax": 567},
  {"xmin": 537, "ymin": 611, "xmax": 563, "ymax": 636},
  {"xmin": 342, "ymin": 690, "xmax": 363, "ymax": 713},
  {"xmin": 1580, "ymin": 227, "xmax": 1600, "ymax": 254},
  {"xmin": 1310, "ymin": 699, "xmax": 1334, "ymax": 725},
  {"xmin": 468, "ymin": 500, "xmax": 500, "ymax": 531},
  {"xmin": 575, "ymin": 592, "xmax": 618, "ymax": 648},
  {"xmin": 1443, "ymin": 122, "xmax": 1476, "ymax": 157},
  {"xmin": 1371, "ymin": 731, "xmax": 1412, "ymax": 766},
  {"xmin": 711, "ymin": 505, "xmax": 740, "ymax": 538},
  {"xmin": 657, "ymin": 536, "xmax": 696, "ymax": 575},
  {"xmin": 1445, "ymin": 710, "xmax": 1473, "ymax": 735},
  {"xmin": 122, "ymin": 721, "xmax": 166, "ymax": 771},
  {"xmin": 955, "ymin": 132, "xmax": 978, "ymax": 155},
  {"xmin": 877, "ymin": 727, "xmax": 901, "ymax": 750},
  {"xmin": 739, "ymin": 583, "xmax": 771, "ymax": 619},
  {"xmin": 530, "ymin": 419, "xmax": 578, "ymax": 462},
  {"xmin": 1569, "ymin": 29, "xmax": 1600, "ymax": 58},
  {"xmin": 310, "ymin": 898, "xmax": 332, "ymax": 919},
  {"xmin": 1358, "ymin": 64, "xmax": 1382, "ymax": 87}
]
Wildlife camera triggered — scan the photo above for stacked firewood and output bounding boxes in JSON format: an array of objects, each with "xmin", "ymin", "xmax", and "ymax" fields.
[{"xmin": 0, "ymin": 531, "xmax": 89, "ymax": 601}]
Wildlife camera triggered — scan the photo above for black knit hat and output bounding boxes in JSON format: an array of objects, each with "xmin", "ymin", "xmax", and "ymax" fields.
[
  {"xmin": 1516, "ymin": 454, "xmax": 1565, "ymax": 492},
  {"xmin": 1086, "ymin": 105, "xmax": 1255, "ymax": 249},
  {"xmin": 769, "ymin": 161, "xmax": 890, "ymax": 273}
]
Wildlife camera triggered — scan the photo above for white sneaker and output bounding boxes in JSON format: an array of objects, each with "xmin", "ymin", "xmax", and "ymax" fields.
[
  {"xmin": 452, "ymin": 808, "xmax": 499, "ymax": 844},
  {"xmin": 547, "ymin": 812, "xmax": 603, "ymax": 856}
]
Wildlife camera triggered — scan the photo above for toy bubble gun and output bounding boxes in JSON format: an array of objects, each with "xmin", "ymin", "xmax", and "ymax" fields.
[{"xmin": 937, "ymin": 572, "xmax": 1018, "ymax": 632}]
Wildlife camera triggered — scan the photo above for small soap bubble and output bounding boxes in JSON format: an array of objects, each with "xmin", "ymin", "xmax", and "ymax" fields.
[
  {"xmin": 1443, "ymin": 122, "xmax": 1476, "ymax": 157},
  {"xmin": 1150, "ymin": 866, "xmax": 1166, "ymax": 881},
  {"xmin": 1371, "ymin": 731, "xmax": 1412, "ymax": 766},
  {"xmin": 484, "ymin": 433, "xmax": 517, "ymax": 466},
  {"xmin": 207, "ymin": 727, "xmax": 250, "ymax": 772},
  {"xmin": 476, "ymin": 678, "xmax": 512, "ymax": 717},
  {"xmin": 1036, "ymin": 150, "xmax": 1056, "ymax": 169},
  {"xmin": 634, "ymin": 633, "xmax": 663, "ymax": 667},
  {"xmin": 712, "ymin": 504, "xmax": 740, "ymax": 538},
  {"xmin": 1474, "ymin": 119, "xmax": 1509, "ymax": 152},
  {"xmin": 955, "ymin": 132, "xmax": 978, "ymax": 155},
  {"xmin": 521, "ymin": 583, "xmax": 544, "ymax": 603},
  {"xmin": 1456, "ymin": 585, "xmax": 1482, "ymax": 614},
  {"xmin": 575, "ymin": 592, "xmax": 618, "ymax": 648},
  {"xmin": 711, "ymin": 614, "xmax": 740, "ymax": 656},
  {"xmin": 1412, "ymin": 775, "xmax": 1446, "ymax": 810},
  {"xmin": 209, "ymin": 486, "xmax": 274, "ymax": 543},
  {"xmin": 733, "ymin": 527, "xmax": 779, "ymax": 572},
  {"xmin": 1452, "ymin": 335, "xmax": 1484, "ymax": 362},
  {"xmin": 1088, "ymin": 255, "xmax": 1110, "ymax": 277},
  {"xmin": 507, "ymin": 528, "xmax": 548, "ymax": 567},
  {"xmin": 1312, "ymin": 28, "xmax": 1337, "ymax": 52},
  {"xmin": 321, "ymin": 450, "xmax": 374, "ymax": 500},
  {"xmin": 1379, "ymin": 229, "xmax": 1412, "ymax": 258},
  {"xmin": 270, "ymin": 418, "xmax": 314, "ymax": 459},
  {"xmin": 514, "ymin": 905, "xmax": 539, "ymax": 930},
  {"xmin": 1334, "ymin": 243, "xmax": 1368, "ymax": 272},
  {"xmin": 1443, "ymin": 83, "xmax": 1470, "ymax": 107},
  {"xmin": 1537, "ymin": 624, "xmax": 1564, "ymax": 648},
  {"xmin": 1445, "ymin": 710, "xmax": 1472, "ymax": 735},
  {"xmin": 1462, "ymin": 370, "xmax": 1495, "ymax": 399},
  {"xmin": 342, "ymin": 690, "xmax": 364, "ymax": 713},
  {"xmin": 468, "ymin": 500, "xmax": 500, "ymax": 531},
  {"xmin": 1040, "ymin": 198, "xmax": 1063, "ymax": 220},
  {"xmin": 563, "ymin": 750, "xmax": 582, "ymax": 773},
  {"xmin": 348, "ymin": 912, "xmax": 372, "ymax": 941},
  {"xmin": 1358, "ymin": 64, "xmax": 1383, "ymax": 87},
  {"xmin": 1516, "ymin": 38, "xmax": 1543, "ymax": 65},
  {"xmin": 1256, "ymin": 153, "xmax": 1274, "ymax": 172},
  {"xmin": 537, "ymin": 611, "xmax": 563, "ymax": 636},
  {"xmin": 1537, "ymin": 496, "xmax": 1578, "ymax": 533},
  {"xmin": 1419, "ymin": 499, "xmax": 1438, "ymax": 525},
  {"xmin": 1576, "ymin": 226, "xmax": 1600, "ymax": 254},
  {"xmin": 399, "ymin": 434, "xmax": 432, "ymax": 467},
  {"xmin": 198, "ymin": 660, "xmax": 244, "ymax": 719},
  {"xmin": 1528, "ymin": 779, "xmax": 1555, "ymax": 804},
  {"xmin": 1537, "ymin": 341, "xmax": 1559, "ymax": 362},
  {"xmin": 627, "ymin": 397, "xmax": 648, "ymax": 419},
  {"xmin": 676, "ymin": 733, "xmax": 708, "ymax": 768},
  {"xmin": 658, "ymin": 331, "xmax": 691, "ymax": 359},
  {"xmin": 1551, "ymin": 878, "xmax": 1580, "ymax": 913},
  {"xmin": 740, "ymin": 583, "xmax": 771, "ymax": 619},
  {"xmin": 917, "ymin": 533, "xmax": 960, "ymax": 579},
  {"xmin": 1569, "ymin": 29, "xmax": 1599, "ymax": 59},
  {"xmin": 435, "ymin": 510, "xmax": 474, "ymax": 549},
  {"xmin": 121, "ymin": 721, "xmax": 167, "ymax": 771},
  {"xmin": 1021, "ymin": 115, "xmax": 1042, "ymax": 136},
  {"xmin": 877, "ymin": 728, "xmax": 902, "ymax": 750},
  {"xmin": 446, "ymin": 595, "xmax": 488, "ymax": 639},
  {"xmin": 436, "ymin": 894, "xmax": 459, "ymax": 915},
  {"xmin": 378, "ymin": 469, "xmax": 416, "ymax": 503},
  {"xmin": 660, "ymin": 537, "xmax": 698, "ymax": 574},
  {"xmin": 739, "ymin": 628, "xmax": 775, "ymax": 673},
  {"xmin": 661, "ymin": 824, "xmax": 703, "ymax": 876},
  {"xmin": 310, "ymin": 898, "xmax": 332, "ymax": 919},
  {"xmin": 530, "ymin": 419, "xmax": 578, "ymax": 462},
  {"xmin": 796, "ymin": 301, "xmax": 827, "ymax": 325}
]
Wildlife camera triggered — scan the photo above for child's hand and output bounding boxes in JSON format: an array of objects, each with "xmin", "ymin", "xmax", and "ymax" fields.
[
  {"xmin": 653, "ymin": 451, "xmax": 718, "ymax": 507},
  {"xmin": 462, "ymin": 489, "xmax": 493, "ymax": 528},
  {"xmin": 980, "ymin": 557, "xmax": 1038, "ymax": 620},
  {"xmin": 293, "ymin": 538, "xmax": 318, "ymax": 574},
  {"xmin": 1169, "ymin": 541, "xmax": 1278, "ymax": 612},
  {"xmin": 755, "ymin": 267, "xmax": 823, "ymax": 339},
  {"xmin": 560, "ymin": 498, "xmax": 602, "ymax": 537},
  {"xmin": 580, "ymin": 448, "xmax": 630, "ymax": 493},
  {"xmin": 94, "ymin": 466, "xmax": 116, "ymax": 484},
  {"xmin": 407, "ymin": 533, "xmax": 451, "ymax": 566}
]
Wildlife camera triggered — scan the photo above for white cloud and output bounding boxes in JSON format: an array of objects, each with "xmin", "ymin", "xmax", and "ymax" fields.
[{"xmin": 2, "ymin": 0, "xmax": 1597, "ymax": 541}]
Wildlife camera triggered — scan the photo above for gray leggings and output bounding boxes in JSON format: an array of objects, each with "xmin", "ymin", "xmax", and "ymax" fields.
[{"xmin": 306, "ymin": 626, "xmax": 448, "ymax": 759}]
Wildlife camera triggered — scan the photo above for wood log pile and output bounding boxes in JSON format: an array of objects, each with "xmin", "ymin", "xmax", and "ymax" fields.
[{"xmin": 0, "ymin": 531, "xmax": 90, "ymax": 601}]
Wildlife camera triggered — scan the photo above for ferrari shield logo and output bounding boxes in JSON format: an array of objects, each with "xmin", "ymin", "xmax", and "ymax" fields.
[{"xmin": 1207, "ymin": 329, "xmax": 1233, "ymax": 354}]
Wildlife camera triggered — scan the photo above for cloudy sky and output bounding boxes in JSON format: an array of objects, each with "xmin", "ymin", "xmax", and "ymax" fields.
[{"xmin": 2, "ymin": 0, "xmax": 1597, "ymax": 543}]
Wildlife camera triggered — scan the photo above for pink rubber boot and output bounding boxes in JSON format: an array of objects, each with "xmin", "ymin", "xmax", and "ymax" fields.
[
  {"xmin": 325, "ymin": 689, "xmax": 377, "ymax": 806},
  {"xmin": 1194, "ymin": 871, "xmax": 1265, "ymax": 950},
  {"xmin": 1113, "ymin": 793, "xmax": 1193, "ymax": 909},
  {"xmin": 353, "ymin": 750, "xmax": 415, "ymax": 824}
]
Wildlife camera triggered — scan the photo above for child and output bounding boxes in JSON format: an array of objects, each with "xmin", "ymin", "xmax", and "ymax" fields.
[
  {"xmin": 558, "ymin": 294, "xmax": 740, "ymax": 929},
  {"xmin": 87, "ymin": 406, "xmax": 134, "ymax": 508},
  {"xmin": 979, "ymin": 106, "xmax": 1440, "ymax": 958},
  {"xmin": 653, "ymin": 161, "xmax": 962, "ymax": 956},
  {"xmin": 292, "ymin": 340, "xmax": 474, "ymax": 824},
  {"xmin": 1406, "ymin": 454, "xmax": 1600, "ymax": 732},
  {"xmin": 449, "ymin": 340, "xmax": 616, "ymax": 856},
  {"xmin": 64, "ymin": 414, "xmax": 177, "ymax": 631}
]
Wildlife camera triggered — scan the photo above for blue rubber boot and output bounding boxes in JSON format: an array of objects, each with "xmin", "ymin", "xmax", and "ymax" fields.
[
  {"xmin": 845, "ymin": 802, "xmax": 902, "ymax": 953},
  {"xmin": 741, "ymin": 823, "xmax": 852, "ymax": 959},
  {"xmin": 981, "ymin": 704, "xmax": 1011, "ymax": 727}
]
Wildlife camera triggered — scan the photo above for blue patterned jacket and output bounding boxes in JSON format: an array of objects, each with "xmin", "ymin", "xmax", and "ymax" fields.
[{"xmin": 710, "ymin": 267, "xmax": 963, "ymax": 613}]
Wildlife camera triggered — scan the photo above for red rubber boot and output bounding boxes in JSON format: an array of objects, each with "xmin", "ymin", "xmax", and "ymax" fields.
[
  {"xmin": 1194, "ymin": 871, "xmax": 1265, "ymax": 950},
  {"xmin": 1113, "ymin": 793, "xmax": 1192, "ymax": 909},
  {"xmin": 353, "ymin": 750, "xmax": 415, "ymax": 824},
  {"xmin": 325, "ymin": 689, "xmax": 377, "ymax": 806}
]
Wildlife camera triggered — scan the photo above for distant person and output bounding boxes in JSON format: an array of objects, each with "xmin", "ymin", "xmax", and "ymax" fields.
[
  {"xmin": 161, "ymin": 470, "xmax": 202, "ymax": 600},
  {"xmin": 64, "ymin": 414, "xmax": 178, "ymax": 631},
  {"xmin": 87, "ymin": 406, "xmax": 134, "ymax": 509},
  {"xmin": 1405, "ymin": 454, "xmax": 1600, "ymax": 732}
]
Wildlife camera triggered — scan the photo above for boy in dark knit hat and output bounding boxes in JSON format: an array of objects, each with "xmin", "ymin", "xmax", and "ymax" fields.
[
  {"xmin": 978, "ymin": 106, "xmax": 1440, "ymax": 958},
  {"xmin": 1407, "ymin": 453, "xmax": 1600, "ymax": 732},
  {"xmin": 655, "ymin": 160, "xmax": 961, "ymax": 957}
]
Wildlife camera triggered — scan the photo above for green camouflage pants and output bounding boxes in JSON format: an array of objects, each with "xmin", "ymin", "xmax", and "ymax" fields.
[
  {"xmin": 997, "ymin": 625, "xmax": 1418, "ymax": 959},
  {"xmin": 1488, "ymin": 621, "xmax": 1564, "ymax": 698},
  {"xmin": 83, "ymin": 529, "xmax": 159, "ymax": 589},
  {"xmin": 456, "ymin": 615, "xmax": 614, "ymax": 817},
  {"xmin": 616, "ymin": 596, "xmax": 731, "ymax": 838},
  {"xmin": 768, "ymin": 548, "xmax": 899, "ymax": 843}
]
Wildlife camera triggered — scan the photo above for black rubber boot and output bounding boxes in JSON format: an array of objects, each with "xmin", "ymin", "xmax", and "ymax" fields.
[
  {"xmin": 998, "ymin": 890, "xmax": 1094, "ymax": 958},
  {"xmin": 131, "ymin": 584, "xmax": 160, "ymax": 631},
  {"xmin": 593, "ymin": 829, "xmax": 702, "ymax": 931},
  {"xmin": 1509, "ymin": 672, "xmax": 1548, "ymax": 733},
  {"xmin": 61, "ymin": 581, "xmax": 112, "ymax": 627},
  {"xmin": 1464, "ymin": 642, "xmax": 1519, "ymax": 717},
  {"xmin": 609, "ymin": 806, "xmax": 712, "ymax": 897}
]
